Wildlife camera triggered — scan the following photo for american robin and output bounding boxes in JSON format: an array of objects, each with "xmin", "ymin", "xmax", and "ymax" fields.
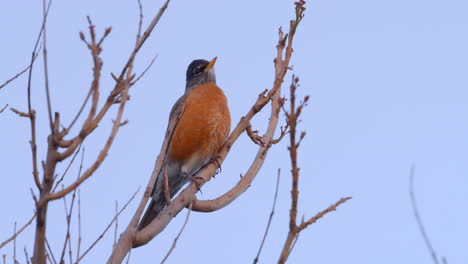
[{"xmin": 138, "ymin": 57, "xmax": 231, "ymax": 230}]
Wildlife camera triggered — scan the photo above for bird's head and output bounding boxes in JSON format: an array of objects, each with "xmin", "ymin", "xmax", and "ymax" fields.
[{"xmin": 185, "ymin": 57, "xmax": 217, "ymax": 91}]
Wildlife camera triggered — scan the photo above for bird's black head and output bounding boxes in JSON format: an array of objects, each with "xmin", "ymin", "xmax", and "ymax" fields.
[{"xmin": 185, "ymin": 57, "xmax": 217, "ymax": 91}]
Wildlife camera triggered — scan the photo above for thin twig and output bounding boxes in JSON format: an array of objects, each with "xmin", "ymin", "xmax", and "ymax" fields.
[
  {"xmin": 42, "ymin": 0, "xmax": 53, "ymax": 132},
  {"xmin": 297, "ymin": 197, "xmax": 351, "ymax": 232},
  {"xmin": 409, "ymin": 165, "xmax": 441, "ymax": 264},
  {"xmin": 287, "ymin": 232, "xmax": 300, "ymax": 257},
  {"xmin": 114, "ymin": 201, "xmax": 119, "ymax": 246},
  {"xmin": 76, "ymin": 190, "xmax": 82, "ymax": 263},
  {"xmin": 0, "ymin": 214, "xmax": 36, "ymax": 249},
  {"xmin": 253, "ymin": 169, "xmax": 281, "ymax": 264},
  {"xmin": 24, "ymin": 0, "xmax": 52, "ymax": 193},
  {"xmin": 116, "ymin": 0, "xmax": 170, "ymax": 83},
  {"xmin": 76, "ymin": 188, "xmax": 139, "ymax": 263},
  {"xmin": 45, "ymin": 238, "xmax": 57, "ymax": 264},
  {"xmin": 59, "ymin": 187, "xmax": 78, "ymax": 264},
  {"xmin": 13, "ymin": 222, "xmax": 17, "ymax": 264},
  {"xmin": 52, "ymin": 144, "xmax": 82, "ymax": 193},
  {"xmin": 0, "ymin": 104, "xmax": 8, "ymax": 113},
  {"xmin": 66, "ymin": 86, "xmax": 93, "ymax": 133},
  {"xmin": 160, "ymin": 202, "xmax": 193, "ymax": 264},
  {"xmin": 0, "ymin": 33, "xmax": 43, "ymax": 91},
  {"xmin": 24, "ymin": 247, "xmax": 31, "ymax": 264},
  {"xmin": 130, "ymin": 55, "xmax": 157, "ymax": 85},
  {"xmin": 136, "ymin": 0, "xmax": 143, "ymax": 42}
]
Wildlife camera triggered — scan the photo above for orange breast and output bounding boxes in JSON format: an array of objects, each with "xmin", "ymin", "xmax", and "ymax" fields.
[{"xmin": 168, "ymin": 82, "xmax": 231, "ymax": 162}]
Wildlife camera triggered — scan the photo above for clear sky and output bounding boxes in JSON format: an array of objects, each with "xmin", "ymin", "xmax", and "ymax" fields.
[{"xmin": 1, "ymin": 0, "xmax": 467, "ymax": 263}]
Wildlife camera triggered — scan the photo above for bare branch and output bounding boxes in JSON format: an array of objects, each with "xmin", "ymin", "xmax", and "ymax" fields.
[
  {"xmin": 298, "ymin": 197, "xmax": 351, "ymax": 232},
  {"xmin": 160, "ymin": 202, "xmax": 193, "ymax": 264},
  {"xmin": 0, "ymin": 214, "xmax": 36, "ymax": 249},
  {"xmin": 253, "ymin": 169, "xmax": 280, "ymax": 264},
  {"xmin": 10, "ymin": 108, "xmax": 31, "ymax": 118}
]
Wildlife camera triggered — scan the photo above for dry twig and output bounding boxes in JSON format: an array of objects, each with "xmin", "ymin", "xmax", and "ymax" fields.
[
  {"xmin": 0, "ymin": 104, "xmax": 8, "ymax": 113},
  {"xmin": 253, "ymin": 169, "xmax": 281, "ymax": 264},
  {"xmin": 160, "ymin": 202, "xmax": 193, "ymax": 264},
  {"xmin": 410, "ymin": 165, "xmax": 445, "ymax": 264}
]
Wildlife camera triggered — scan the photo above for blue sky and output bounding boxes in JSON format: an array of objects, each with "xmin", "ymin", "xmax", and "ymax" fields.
[{"xmin": 1, "ymin": 0, "xmax": 467, "ymax": 263}]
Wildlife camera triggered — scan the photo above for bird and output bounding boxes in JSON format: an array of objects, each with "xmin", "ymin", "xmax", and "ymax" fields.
[{"xmin": 138, "ymin": 57, "xmax": 231, "ymax": 230}]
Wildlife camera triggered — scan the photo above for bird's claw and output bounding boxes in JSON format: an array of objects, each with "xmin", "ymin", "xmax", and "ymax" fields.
[
  {"xmin": 209, "ymin": 153, "xmax": 222, "ymax": 174},
  {"xmin": 189, "ymin": 176, "xmax": 204, "ymax": 192}
]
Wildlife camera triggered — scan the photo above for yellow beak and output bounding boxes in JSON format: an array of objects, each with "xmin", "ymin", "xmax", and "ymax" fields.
[{"xmin": 204, "ymin": 57, "xmax": 217, "ymax": 72}]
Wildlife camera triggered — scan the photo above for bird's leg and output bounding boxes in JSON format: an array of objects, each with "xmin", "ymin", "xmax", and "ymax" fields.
[{"xmin": 209, "ymin": 153, "xmax": 223, "ymax": 174}]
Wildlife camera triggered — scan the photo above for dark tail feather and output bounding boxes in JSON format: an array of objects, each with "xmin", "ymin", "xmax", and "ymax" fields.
[
  {"xmin": 137, "ymin": 172, "xmax": 189, "ymax": 231},
  {"xmin": 137, "ymin": 199, "xmax": 165, "ymax": 231}
]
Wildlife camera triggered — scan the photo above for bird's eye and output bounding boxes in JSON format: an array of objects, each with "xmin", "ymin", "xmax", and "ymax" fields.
[{"xmin": 192, "ymin": 66, "xmax": 203, "ymax": 75}]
